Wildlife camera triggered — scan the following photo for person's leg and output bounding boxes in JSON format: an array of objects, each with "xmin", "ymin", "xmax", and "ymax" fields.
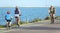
[
  {"xmin": 50, "ymin": 17, "xmax": 54, "ymax": 24},
  {"xmin": 9, "ymin": 20, "xmax": 12, "ymax": 29},
  {"xmin": 10, "ymin": 22, "xmax": 12, "ymax": 26},
  {"xmin": 52, "ymin": 14, "xmax": 55, "ymax": 23},
  {"xmin": 50, "ymin": 14, "xmax": 54, "ymax": 24},
  {"xmin": 17, "ymin": 18, "xmax": 20, "ymax": 28},
  {"xmin": 9, "ymin": 22, "xmax": 11, "ymax": 27},
  {"xmin": 53, "ymin": 14, "xmax": 56, "ymax": 19},
  {"xmin": 9, "ymin": 21, "xmax": 11, "ymax": 27},
  {"xmin": 51, "ymin": 14, "xmax": 54, "ymax": 24},
  {"xmin": 6, "ymin": 22, "xmax": 8, "ymax": 28},
  {"xmin": 15, "ymin": 18, "xmax": 18, "ymax": 25},
  {"xmin": 7, "ymin": 20, "xmax": 11, "ymax": 29},
  {"xmin": 15, "ymin": 16, "xmax": 20, "ymax": 28},
  {"xmin": 6, "ymin": 21, "xmax": 10, "ymax": 29},
  {"xmin": 15, "ymin": 17, "xmax": 19, "ymax": 27},
  {"xmin": 50, "ymin": 14, "xmax": 52, "ymax": 24}
]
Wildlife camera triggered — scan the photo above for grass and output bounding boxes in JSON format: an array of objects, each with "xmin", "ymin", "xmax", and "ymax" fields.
[{"xmin": 0, "ymin": 25, "xmax": 6, "ymax": 28}]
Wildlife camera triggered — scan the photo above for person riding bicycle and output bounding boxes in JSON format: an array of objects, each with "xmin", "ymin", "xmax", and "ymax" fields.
[
  {"xmin": 5, "ymin": 11, "xmax": 12, "ymax": 29},
  {"xmin": 48, "ymin": 6, "xmax": 56, "ymax": 24},
  {"xmin": 15, "ymin": 6, "xmax": 21, "ymax": 28}
]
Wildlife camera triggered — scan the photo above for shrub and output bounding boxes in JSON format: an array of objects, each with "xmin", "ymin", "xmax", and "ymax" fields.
[
  {"xmin": 32, "ymin": 18, "xmax": 42, "ymax": 22},
  {"xmin": 44, "ymin": 16, "xmax": 50, "ymax": 20}
]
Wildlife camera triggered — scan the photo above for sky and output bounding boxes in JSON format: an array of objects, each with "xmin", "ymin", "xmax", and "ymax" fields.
[{"xmin": 0, "ymin": 0, "xmax": 60, "ymax": 7}]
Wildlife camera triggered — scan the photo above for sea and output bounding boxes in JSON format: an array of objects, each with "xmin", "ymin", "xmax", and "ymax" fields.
[{"xmin": 0, "ymin": 7, "xmax": 60, "ymax": 25}]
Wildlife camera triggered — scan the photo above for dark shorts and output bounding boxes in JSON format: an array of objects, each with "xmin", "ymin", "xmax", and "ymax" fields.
[
  {"xmin": 6, "ymin": 20, "xmax": 11, "ymax": 22},
  {"xmin": 15, "ymin": 16, "xmax": 18, "ymax": 18}
]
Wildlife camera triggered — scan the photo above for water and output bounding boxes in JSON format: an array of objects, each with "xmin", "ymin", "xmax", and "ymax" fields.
[{"xmin": 0, "ymin": 7, "xmax": 60, "ymax": 25}]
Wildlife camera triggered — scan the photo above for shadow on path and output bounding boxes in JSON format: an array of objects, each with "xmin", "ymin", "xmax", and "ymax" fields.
[{"xmin": 20, "ymin": 26, "xmax": 60, "ymax": 30}]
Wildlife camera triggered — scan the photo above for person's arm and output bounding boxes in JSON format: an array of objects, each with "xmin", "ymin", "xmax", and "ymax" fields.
[
  {"xmin": 54, "ymin": 8, "xmax": 56, "ymax": 14},
  {"xmin": 53, "ymin": 7, "xmax": 56, "ymax": 14},
  {"xmin": 19, "ymin": 10, "xmax": 21, "ymax": 16},
  {"xmin": 11, "ymin": 16, "xmax": 13, "ymax": 19},
  {"xmin": 48, "ymin": 9, "xmax": 50, "ymax": 14}
]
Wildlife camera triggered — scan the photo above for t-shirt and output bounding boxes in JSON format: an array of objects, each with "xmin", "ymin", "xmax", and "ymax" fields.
[
  {"xmin": 5, "ymin": 14, "xmax": 12, "ymax": 20},
  {"xmin": 15, "ymin": 11, "xmax": 19, "ymax": 14},
  {"xmin": 15, "ymin": 10, "xmax": 21, "ymax": 16}
]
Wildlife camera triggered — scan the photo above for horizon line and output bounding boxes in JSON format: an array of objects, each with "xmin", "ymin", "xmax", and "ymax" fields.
[{"xmin": 0, "ymin": 6, "xmax": 60, "ymax": 8}]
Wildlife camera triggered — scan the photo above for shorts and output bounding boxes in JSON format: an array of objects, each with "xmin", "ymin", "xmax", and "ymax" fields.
[
  {"xmin": 15, "ymin": 14, "xmax": 19, "ymax": 18},
  {"xmin": 6, "ymin": 20, "xmax": 11, "ymax": 22}
]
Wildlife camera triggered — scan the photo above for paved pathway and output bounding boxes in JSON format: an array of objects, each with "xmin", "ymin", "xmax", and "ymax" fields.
[{"xmin": 1, "ymin": 20, "xmax": 60, "ymax": 33}]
